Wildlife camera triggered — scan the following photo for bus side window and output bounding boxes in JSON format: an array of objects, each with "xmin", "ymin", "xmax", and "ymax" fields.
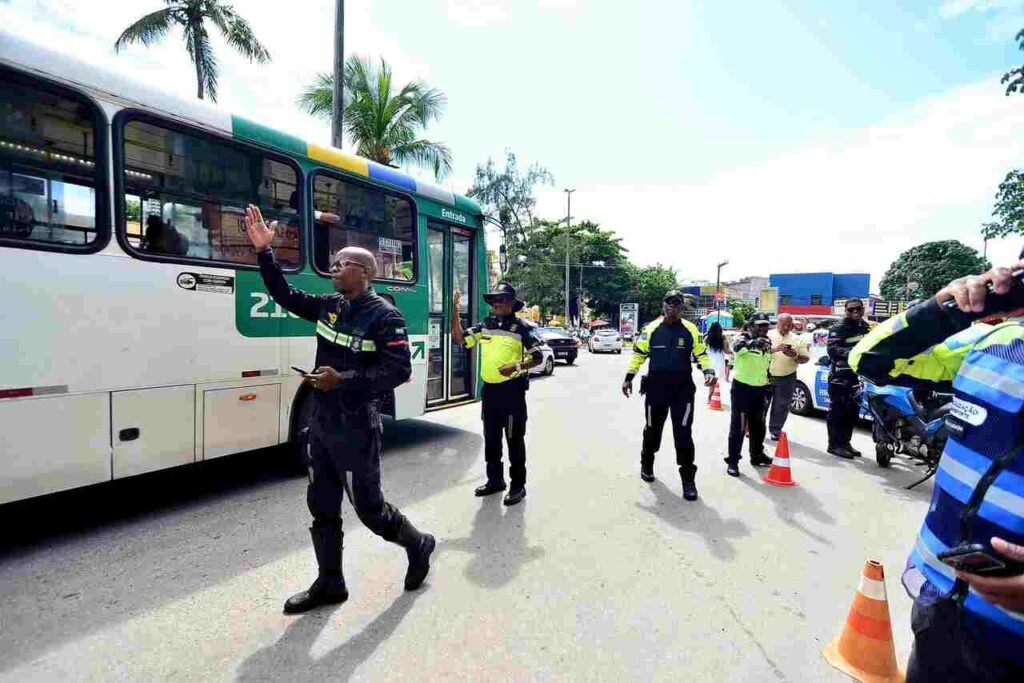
[
  {"xmin": 311, "ymin": 171, "xmax": 417, "ymax": 282},
  {"xmin": 120, "ymin": 118, "xmax": 302, "ymax": 269},
  {"xmin": 0, "ymin": 68, "xmax": 103, "ymax": 250}
]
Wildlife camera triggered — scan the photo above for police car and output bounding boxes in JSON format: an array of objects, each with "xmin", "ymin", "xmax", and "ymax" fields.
[{"xmin": 789, "ymin": 355, "xmax": 870, "ymax": 419}]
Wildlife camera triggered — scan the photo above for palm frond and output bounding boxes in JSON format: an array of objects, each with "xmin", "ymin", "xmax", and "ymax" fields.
[
  {"xmin": 206, "ymin": 3, "xmax": 271, "ymax": 63},
  {"xmin": 114, "ymin": 8, "xmax": 177, "ymax": 52},
  {"xmin": 392, "ymin": 139, "xmax": 452, "ymax": 180},
  {"xmin": 296, "ymin": 72, "xmax": 335, "ymax": 120},
  {"xmin": 196, "ymin": 26, "xmax": 219, "ymax": 101}
]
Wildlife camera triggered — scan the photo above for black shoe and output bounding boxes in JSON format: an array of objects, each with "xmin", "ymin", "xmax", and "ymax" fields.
[
  {"xmin": 682, "ymin": 479, "xmax": 698, "ymax": 501},
  {"xmin": 503, "ymin": 486, "xmax": 526, "ymax": 506},
  {"xmin": 283, "ymin": 575, "xmax": 348, "ymax": 614},
  {"xmin": 751, "ymin": 455, "xmax": 773, "ymax": 468},
  {"xmin": 828, "ymin": 446, "xmax": 856, "ymax": 460},
  {"xmin": 475, "ymin": 481, "xmax": 507, "ymax": 497},
  {"xmin": 767, "ymin": 434, "xmax": 780, "ymax": 442},
  {"xmin": 640, "ymin": 464, "xmax": 655, "ymax": 482},
  {"xmin": 724, "ymin": 459, "xmax": 740, "ymax": 477},
  {"xmin": 404, "ymin": 533, "xmax": 435, "ymax": 591},
  {"xmin": 849, "ymin": 446, "xmax": 863, "ymax": 458}
]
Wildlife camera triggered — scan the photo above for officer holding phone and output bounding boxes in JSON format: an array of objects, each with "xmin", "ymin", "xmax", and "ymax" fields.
[
  {"xmin": 851, "ymin": 261, "xmax": 1024, "ymax": 681},
  {"xmin": 245, "ymin": 206, "xmax": 435, "ymax": 614}
]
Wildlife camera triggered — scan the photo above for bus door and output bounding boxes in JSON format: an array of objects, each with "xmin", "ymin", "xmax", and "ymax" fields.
[{"xmin": 426, "ymin": 222, "xmax": 475, "ymax": 407}]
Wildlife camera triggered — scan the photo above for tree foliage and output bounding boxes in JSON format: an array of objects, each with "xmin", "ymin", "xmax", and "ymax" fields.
[
  {"xmin": 981, "ymin": 169, "xmax": 1024, "ymax": 240},
  {"xmin": 297, "ymin": 57, "xmax": 451, "ymax": 179},
  {"xmin": 1003, "ymin": 28, "xmax": 1024, "ymax": 96},
  {"xmin": 728, "ymin": 300, "xmax": 756, "ymax": 328},
  {"xmin": 468, "ymin": 151, "xmax": 552, "ymax": 249},
  {"xmin": 115, "ymin": 1, "xmax": 270, "ymax": 101},
  {"xmin": 879, "ymin": 240, "xmax": 990, "ymax": 300}
]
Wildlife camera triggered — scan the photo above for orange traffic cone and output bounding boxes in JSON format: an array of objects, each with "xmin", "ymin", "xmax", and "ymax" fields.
[
  {"xmin": 763, "ymin": 432, "xmax": 797, "ymax": 486},
  {"xmin": 709, "ymin": 382, "xmax": 723, "ymax": 411},
  {"xmin": 823, "ymin": 560, "xmax": 905, "ymax": 683}
]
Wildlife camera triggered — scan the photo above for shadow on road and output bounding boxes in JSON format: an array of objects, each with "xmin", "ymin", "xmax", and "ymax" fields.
[
  {"xmin": 735, "ymin": 473, "xmax": 836, "ymax": 547},
  {"xmin": 0, "ymin": 419, "xmax": 480, "ymax": 675},
  {"xmin": 635, "ymin": 480, "xmax": 750, "ymax": 561},
  {"xmin": 786, "ymin": 438, "xmax": 933, "ymax": 502},
  {"xmin": 440, "ymin": 495, "xmax": 545, "ymax": 588},
  {"xmin": 235, "ymin": 590, "xmax": 423, "ymax": 683}
]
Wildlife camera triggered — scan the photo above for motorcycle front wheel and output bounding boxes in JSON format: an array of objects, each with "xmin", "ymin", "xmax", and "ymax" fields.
[{"xmin": 876, "ymin": 442, "xmax": 893, "ymax": 468}]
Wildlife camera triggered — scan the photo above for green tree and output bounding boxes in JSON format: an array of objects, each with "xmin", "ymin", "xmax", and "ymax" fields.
[
  {"xmin": 627, "ymin": 264, "xmax": 681, "ymax": 324},
  {"xmin": 114, "ymin": 1, "xmax": 270, "ymax": 102},
  {"xmin": 1003, "ymin": 28, "xmax": 1024, "ymax": 95},
  {"xmin": 297, "ymin": 57, "xmax": 451, "ymax": 179},
  {"xmin": 468, "ymin": 151, "xmax": 552, "ymax": 252},
  {"xmin": 727, "ymin": 300, "xmax": 756, "ymax": 328},
  {"xmin": 980, "ymin": 169, "xmax": 1024, "ymax": 240},
  {"xmin": 879, "ymin": 240, "xmax": 990, "ymax": 300}
]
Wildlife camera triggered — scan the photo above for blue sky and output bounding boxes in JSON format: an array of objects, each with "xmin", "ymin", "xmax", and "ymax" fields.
[{"xmin": 3, "ymin": 0, "xmax": 1023, "ymax": 288}]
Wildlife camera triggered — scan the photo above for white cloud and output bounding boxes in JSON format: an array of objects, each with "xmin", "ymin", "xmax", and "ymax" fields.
[
  {"xmin": 938, "ymin": 0, "xmax": 1019, "ymax": 19},
  {"xmin": 535, "ymin": 74, "xmax": 1024, "ymax": 291}
]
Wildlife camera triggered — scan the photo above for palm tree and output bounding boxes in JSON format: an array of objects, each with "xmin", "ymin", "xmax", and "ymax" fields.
[
  {"xmin": 298, "ymin": 56, "xmax": 452, "ymax": 180},
  {"xmin": 114, "ymin": 1, "xmax": 270, "ymax": 102}
]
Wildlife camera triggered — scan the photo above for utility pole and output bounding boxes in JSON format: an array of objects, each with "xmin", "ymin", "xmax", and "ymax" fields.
[
  {"xmin": 564, "ymin": 188, "xmax": 574, "ymax": 326},
  {"xmin": 715, "ymin": 260, "xmax": 729, "ymax": 313},
  {"xmin": 331, "ymin": 0, "xmax": 345, "ymax": 149}
]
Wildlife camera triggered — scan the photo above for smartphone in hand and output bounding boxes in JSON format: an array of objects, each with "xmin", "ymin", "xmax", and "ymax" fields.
[
  {"xmin": 938, "ymin": 543, "xmax": 1024, "ymax": 577},
  {"xmin": 290, "ymin": 365, "xmax": 310, "ymax": 376}
]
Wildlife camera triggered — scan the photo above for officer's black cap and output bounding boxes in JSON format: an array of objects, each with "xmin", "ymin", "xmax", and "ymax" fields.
[
  {"xmin": 484, "ymin": 282, "xmax": 525, "ymax": 311},
  {"xmin": 749, "ymin": 312, "xmax": 771, "ymax": 325}
]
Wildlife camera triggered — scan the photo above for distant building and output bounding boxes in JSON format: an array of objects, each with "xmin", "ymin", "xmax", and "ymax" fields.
[
  {"xmin": 723, "ymin": 276, "xmax": 769, "ymax": 304},
  {"xmin": 769, "ymin": 272, "xmax": 870, "ymax": 315}
]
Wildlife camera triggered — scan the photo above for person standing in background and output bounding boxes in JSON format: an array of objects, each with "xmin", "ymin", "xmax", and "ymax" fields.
[{"xmin": 765, "ymin": 313, "xmax": 810, "ymax": 441}]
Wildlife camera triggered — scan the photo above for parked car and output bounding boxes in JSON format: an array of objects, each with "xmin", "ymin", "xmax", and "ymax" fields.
[
  {"xmin": 588, "ymin": 328, "xmax": 623, "ymax": 354},
  {"xmin": 537, "ymin": 327, "xmax": 579, "ymax": 365},
  {"xmin": 530, "ymin": 342, "xmax": 556, "ymax": 376},
  {"xmin": 790, "ymin": 355, "xmax": 870, "ymax": 420}
]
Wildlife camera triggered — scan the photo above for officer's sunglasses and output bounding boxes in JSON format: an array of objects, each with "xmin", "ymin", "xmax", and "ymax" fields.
[
  {"xmin": 664, "ymin": 298, "xmax": 683, "ymax": 307},
  {"xmin": 330, "ymin": 259, "xmax": 368, "ymax": 273},
  {"xmin": 846, "ymin": 305, "xmax": 864, "ymax": 313}
]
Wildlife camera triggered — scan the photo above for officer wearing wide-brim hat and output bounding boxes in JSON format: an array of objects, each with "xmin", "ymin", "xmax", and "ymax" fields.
[{"xmin": 453, "ymin": 281, "xmax": 544, "ymax": 506}]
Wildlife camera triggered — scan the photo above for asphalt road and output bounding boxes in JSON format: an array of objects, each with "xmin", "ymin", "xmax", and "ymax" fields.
[{"xmin": 0, "ymin": 352, "xmax": 934, "ymax": 682}]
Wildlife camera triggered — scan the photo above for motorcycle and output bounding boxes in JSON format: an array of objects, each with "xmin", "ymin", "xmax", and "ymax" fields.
[{"xmin": 860, "ymin": 381, "xmax": 951, "ymax": 490}]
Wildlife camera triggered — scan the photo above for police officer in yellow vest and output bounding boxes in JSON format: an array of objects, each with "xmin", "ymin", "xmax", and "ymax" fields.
[
  {"xmin": 622, "ymin": 290, "xmax": 715, "ymax": 501},
  {"xmin": 453, "ymin": 282, "xmax": 544, "ymax": 506},
  {"xmin": 725, "ymin": 313, "xmax": 773, "ymax": 477}
]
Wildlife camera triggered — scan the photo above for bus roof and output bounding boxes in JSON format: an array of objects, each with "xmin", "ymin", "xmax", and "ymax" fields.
[{"xmin": 0, "ymin": 30, "xmax": 482, "ymax": 216}]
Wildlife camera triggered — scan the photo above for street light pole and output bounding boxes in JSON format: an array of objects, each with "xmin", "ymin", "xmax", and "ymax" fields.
[
  {"xmin": 715, "ymin": 260, "xmax": 729, "ymax": 312},
  {"xmin": 564, "ymin": 188, "xmax": 574, "ymax": 326},
  {"xmin": 331, "ymin": 0, "xmax": 344, "ymax": 149}
]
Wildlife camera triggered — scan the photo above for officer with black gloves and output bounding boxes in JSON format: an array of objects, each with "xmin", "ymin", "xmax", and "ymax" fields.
[
  {"xmin": 724, "ymin": 313, "xmax": 773, "ymax": 476},
  {"xmin": 826, "ymin": 298, "xmax": 870, "ymax": 459},
  {"xmin": 622, "ymin": 290, "xmax": 715, "ymax": 501},
  {"xmin": 452, "ymin": 282, "xmax": 544, "ymax": 506},
  {"xmin": 244, "ymin": 205, "xmax": 435, "ymax": 614}
]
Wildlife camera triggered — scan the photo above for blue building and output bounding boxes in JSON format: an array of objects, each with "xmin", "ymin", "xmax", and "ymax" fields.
[{"xmin": 769, "ymin": 272, "xmax": 870, "ymax": 315}]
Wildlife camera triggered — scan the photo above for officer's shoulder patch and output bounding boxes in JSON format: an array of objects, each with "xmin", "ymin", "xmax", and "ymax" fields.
[{"xmin": 327, "ymin": 312, "xmax": 338, "ymax": 326}]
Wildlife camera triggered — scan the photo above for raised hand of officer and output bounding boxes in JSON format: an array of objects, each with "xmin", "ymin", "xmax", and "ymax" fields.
[
  {"xmin": 244, "ymin": 204, "xmax": 277, "ymax": 251},
  {"xmin": 621, "ymin": 379, "xmax": 632, "ymax": 398},
  {"xmin": 936, "ymin": 260, "xmax": 1024, "ymax": 315},
  {"xmin": 956, "ymin": 537, "xmax": 1024, "ymax": 614},
  {"xmin": 306, "ymin": 366, "xmax": 342, "ymax": 391}
]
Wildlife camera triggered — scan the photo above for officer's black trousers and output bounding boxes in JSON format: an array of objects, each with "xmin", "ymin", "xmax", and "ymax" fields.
[
  {"xmin": 827, "ymin": 378, "xmax": 859, "ymax": 449},
  {"xmin": 641, "ymin": 389, "xmax": 697, "ymax": 478},
  {"xmin": 481, "ymin": 381, "xmax": 528, "ymax": 488},
  {"xmin": 305, "ymin": 411, "xmax": 408, "ymax": 575},
  {"xmin": 727, "ymin": 380, "xmax": 767, "ymax": 465}
]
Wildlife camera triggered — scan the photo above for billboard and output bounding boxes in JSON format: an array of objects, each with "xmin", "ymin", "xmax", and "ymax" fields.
[
  {"xmin": 619, "ymin": 303, "xmax": 639, "ymax": 339},
  {"xmin": 759, "ymin": 287, "xmax": 779, "ymax": 313}
]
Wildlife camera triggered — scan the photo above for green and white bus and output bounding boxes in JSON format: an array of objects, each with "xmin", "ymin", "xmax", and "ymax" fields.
[{"xmin": 0, "ymin": 31, "xmax": 486, "ymax": 506}]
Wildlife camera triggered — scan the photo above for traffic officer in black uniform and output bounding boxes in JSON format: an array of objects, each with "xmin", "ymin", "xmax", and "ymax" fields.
[
  {"xmin": 826, "ymin": 297, "xmax": 870, "ymax": 459},
  {"xmin": 452, "ymin": 282, "xmax": 544, "ymax": 506},
  {"xmin": 244, "ymin": 205, "xmax": 435, "ymax": 614},
  {"xmin": 621, "ymin": 290, "xmax": 715, "ymax": 501}
]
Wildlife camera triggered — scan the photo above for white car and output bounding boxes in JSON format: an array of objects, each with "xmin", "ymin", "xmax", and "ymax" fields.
[
  {"xmin": 530, "ymin": 343, "xmax": 556, "ymax": 376},
  {"xmin": 589, "ymin": 328, "xmax": 623, "ymax": 354},
  {"xmin": 790, "ymin": 354, "xmax": 870, "ymax": 420}
]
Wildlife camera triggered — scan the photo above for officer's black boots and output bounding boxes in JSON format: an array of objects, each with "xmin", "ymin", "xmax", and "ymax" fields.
[
  {"xmin": 395, "ymin": 518, "xmax": 436, "ymax": 591},
  {"xmin": 475, "ymin": 462, "xmax": 507, "ymax": 496},
  {"xmin": 751, "ymin": 454, "xmax": 773, "ymax": 467},
  {"xmin": 640, "ymin": 456, "xmax": 655, "ymax": 482},
  {"xmin": 679, "ymin": 467, "xmax": 698, "ymax": 501},
  {"xmin": 503, "ymin": 486, "xmax": 526, "ymax": 506},
  {"xmin": 284, "ymin": 526, "xmax": 349, "ymax": 614}
]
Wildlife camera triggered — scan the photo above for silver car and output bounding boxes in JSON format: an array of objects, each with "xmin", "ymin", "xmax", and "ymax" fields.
[{"xmin": 588, "ymin": 328, "xmax": 623, "ymax": 354}]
